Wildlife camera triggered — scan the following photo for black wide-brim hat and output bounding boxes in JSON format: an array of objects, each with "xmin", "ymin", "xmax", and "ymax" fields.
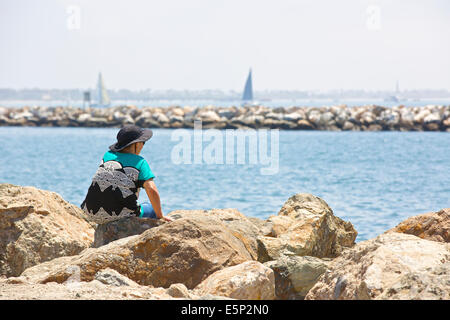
[{"xmin": 109, "ymin": 125, "xmax": 153, "ymax": 152}]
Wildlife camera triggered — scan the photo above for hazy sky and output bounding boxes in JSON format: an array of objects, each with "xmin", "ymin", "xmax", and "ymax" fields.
[{"xmin": 1, "ymin": 0, "xmax": 449, "ymax": 91}]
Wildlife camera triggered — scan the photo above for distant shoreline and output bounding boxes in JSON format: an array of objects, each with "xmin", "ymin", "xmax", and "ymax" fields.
[
  {"xmin": 2, "ymin": 98, "xmax": 450, "ymax": 109},
  {"xmin": 1, "ymin": 104, "xmax": 449, "ymax": 131}
]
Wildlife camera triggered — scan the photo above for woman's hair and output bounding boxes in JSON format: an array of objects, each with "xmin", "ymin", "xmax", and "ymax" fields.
[
  {"xmin": 121, "ymin": 143, "xmax": 135, "ymax": 153},
  {"xmin": 122, "ymin": 141, "xmax": 142, "ymax": 154}
]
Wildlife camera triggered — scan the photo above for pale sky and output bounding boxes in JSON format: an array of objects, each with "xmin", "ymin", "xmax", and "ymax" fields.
[{"xmin": 1, "ymin": 0, "xmax": 449, "ymax": 91}]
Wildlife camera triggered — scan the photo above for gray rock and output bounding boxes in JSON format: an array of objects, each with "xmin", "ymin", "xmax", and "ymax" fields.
[
  {"xmin": 264, "ymin": 255, "xmax": 330, "ymax": 299},
  {"xmin": 95, "ymin": 268, "xmax": 139, "ymax": 287},
  {"xmin": 283, "ymin": 112, "xmax": 304, "ymax": 122},
  {"xmin": 217, "ymin": 108, "xmax": 237, "ymax": 119},
  {"xmin": 93, "ymin": 216, "xmax": 164, "ymax": 248}
]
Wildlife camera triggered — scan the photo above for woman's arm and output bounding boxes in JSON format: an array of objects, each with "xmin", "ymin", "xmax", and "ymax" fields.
[{"xmin": 143, "ymin": 179, "xmax": 173, "ymax": 222}]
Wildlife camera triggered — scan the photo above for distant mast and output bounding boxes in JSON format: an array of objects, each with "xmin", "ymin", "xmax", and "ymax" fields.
[
  {"xmin": 97, "ymin": 72, "xmax": 111, "ymax": 107},
  {"xmin": 384, "ymin": 80, "xmax": 400, "ymax": 103},
  {"xmin": 242, "ymin": 69, "xmax": 253, "ymax": 102}
]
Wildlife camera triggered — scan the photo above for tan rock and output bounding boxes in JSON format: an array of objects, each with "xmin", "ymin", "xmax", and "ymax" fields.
[
  {"xmin": 153, "ymin": 112, "xmax": 169, "ymax": 123},
  {"xmin": 305, "ymin": 233, "xmax": 450, "ymax": 300},
  {"xmin": 263, "ymin": 215, "xmax": 293, "ymax": 237},
  {"xmin": 257, "ymin": 194, "xmax": 357, "ymax": 261},
  {"xmin": 247, "ymin": 216, "xmax": 268, "ymax": 234},
  {"xmin": 0, "ymin": 184, "xmax": 95, "ymax": 277},
  {"xmin": 376, "ymin": 263, "xmax": 450, "ymax": 300},
  {"xmin": 169, "ymin": 107, "xmax": 185, "ymax": 117},
  {"xmin": 366, "ymin": 124, "xmax": 383, "ymax": 131},
  {"xmin": 167, "ymin": 208, "xmax": 262, "ymax": 260},
  {"xmin": 261, "ymin": 118, "xmax": 296, "ymax": 129},
  {"xmin": 195, "ymin": 110, "xmax": 221, "ymax": 123},
  {"xmin": 194, "ymin": 261, "xmax": 275, "ymax": 300},
  {"xmin": 0, "ymin": 278, "xmax": 175, "ymax": 300},
  {"xmin": 386, "ymin": 208, "xmax": 449, "ymax": 243},
  {"xmin": 307, "ymin": 110, "xmax": 321, "ymax": 125},
  {"xmin": 443, "ymin": 117, "xmax": 450, "ymax": 128},
  {"xmin": 360, "ymin": 112, "xmax": 374, "ymax": 125},
  {"xmin": 278, "ymin": 193, "xmax": 333, "ymax": 218},
  {"xmin": 414, "ymin": 109, "xmax": 431, "ymax": 123},
  {"xmin": 20, "ymin": 215, "xmax": 253, "ymax": 289},
  {"xmin": 424, "ymin": 122, "xmax": 440, "ymax": 131},
  {"xmin": 166, "ymin": 283, "xmax": 194, "ymax": 299},
  {"xmin": 342, "ymin": 121, "xmax": 355, "ymax": 131},
  {"xmin": 424, "ymin": 112, "xmax": 441, "ymax": 124},
  {"xmin": 297, "ymin": 119, "xmax": 315, "ymax": 130}
]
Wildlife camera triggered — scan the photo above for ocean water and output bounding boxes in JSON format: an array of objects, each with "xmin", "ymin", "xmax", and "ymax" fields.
[{"xmin": 0, "ymin": 126, "xmax": 448, "ymax": 242}]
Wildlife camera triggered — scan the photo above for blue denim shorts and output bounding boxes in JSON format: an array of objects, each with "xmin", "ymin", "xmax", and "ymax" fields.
[{"xmin": 139, "ymin": 201, "xmax": 157, "ymax": 219}]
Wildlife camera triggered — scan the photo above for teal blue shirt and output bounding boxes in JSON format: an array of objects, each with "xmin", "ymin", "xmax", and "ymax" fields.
[{"xmin": 103, "ymin": 151, "xmax": 155, "ymax": 183}]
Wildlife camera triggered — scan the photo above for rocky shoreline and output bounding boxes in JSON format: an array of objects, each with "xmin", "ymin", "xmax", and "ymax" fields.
[
  {"xmin": 0, "ymin": 183, "xmax": 449, "ymax": 300},
  {"xmin": 1, "ymin": 104, "xmax": 450, "ymax": 131}
]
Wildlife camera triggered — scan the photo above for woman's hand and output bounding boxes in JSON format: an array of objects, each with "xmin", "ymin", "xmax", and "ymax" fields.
[{"xmin": 143, "ymin": 179, "xmax": 173, "ymax": 222}]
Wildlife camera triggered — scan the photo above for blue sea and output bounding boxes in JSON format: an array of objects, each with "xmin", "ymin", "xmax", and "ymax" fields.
[{"xmin": 0, "ymin": 126, "xmax": 448, "ymax": 242}]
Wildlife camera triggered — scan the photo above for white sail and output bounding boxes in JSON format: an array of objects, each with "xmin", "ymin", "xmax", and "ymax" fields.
[{"xmin": 97, "ymin": 72, "xmax": 111, "ymax": 106}]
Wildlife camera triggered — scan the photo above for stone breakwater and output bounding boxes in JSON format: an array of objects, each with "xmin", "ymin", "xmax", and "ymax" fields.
[
  {"xmin": 1, "ymin": 104, "xmax": 450, "ymax": 131},
  {"xmin": 1, "ymin": 183, "xmax": 449, "ymax": 300}
]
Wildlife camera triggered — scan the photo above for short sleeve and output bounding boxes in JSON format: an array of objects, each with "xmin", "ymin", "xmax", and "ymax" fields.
[{"xmin": 138, "ymin": 158, "xmax": 155, "ymax": 182}]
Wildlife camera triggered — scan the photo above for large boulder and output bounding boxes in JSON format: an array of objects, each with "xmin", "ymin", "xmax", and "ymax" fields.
[
  {"xmin": 168, "ymin": 209, "xmax": 263, "ymax": 260},
  {"xmin": 0, "ymin": 184, "xmax": 95, "ymax": 277},
  {"xmin": 305, "ymin": 233, "xmax": 450, "ymax": 300},
  {"xmin": 264, "ymin": 255, "xmax": 330, "ymax": 300},
  {"xmin": 386, "ymin": 208, "xmax": 449, "ymax": 243},
  {"xmin": 19, "ymin": 215, "xmax": 253, "ymax": 289},
  {"xmin": 257, "ymin": 194, "xmax": 357, "ymax": 261},
  {"xmin": 194, "ymin": 261, "xmax": 276, "ymax": 300},
  {"xmin": 95, "ymin": 209, "xmax": 263, "ymax": 257}
]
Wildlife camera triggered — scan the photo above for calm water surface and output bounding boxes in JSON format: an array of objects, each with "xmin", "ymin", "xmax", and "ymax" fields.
[{"xmin": 0, "ymin": 127, "xmax": 448, "ymax": 242}]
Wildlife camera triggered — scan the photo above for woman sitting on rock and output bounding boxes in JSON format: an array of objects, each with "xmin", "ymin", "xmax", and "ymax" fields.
[{"xmin": 81, "ymin": 125, "xmax": 173, "ymax": 224}]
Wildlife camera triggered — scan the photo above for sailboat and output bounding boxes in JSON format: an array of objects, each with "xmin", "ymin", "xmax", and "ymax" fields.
[
  {"xmin": 384, "ymin": 80, "xmax": 400, "ymax": 103},
  {"xmin": 91, "ymin": 72, "xmax": 111, "ymax": 108},
  {"xmin": 241, "ymin": 68, "xmax": 258, "ymax": 106}
]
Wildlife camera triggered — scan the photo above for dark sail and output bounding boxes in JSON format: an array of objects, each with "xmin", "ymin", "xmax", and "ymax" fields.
[{"xmin": 242, "ymin": 69, "xmax": 253, "ymax": 101}]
